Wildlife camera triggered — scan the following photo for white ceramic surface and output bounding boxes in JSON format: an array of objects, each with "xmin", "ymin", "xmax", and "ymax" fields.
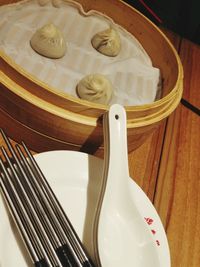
[{"xmin": 0, "ymin": 150, "xmax": 170, "ymax": 267}]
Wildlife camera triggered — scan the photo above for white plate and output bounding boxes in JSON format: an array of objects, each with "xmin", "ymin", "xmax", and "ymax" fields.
[{"xmin": 0, "ymin": 150, "xmax": 170, "ymax": 267}]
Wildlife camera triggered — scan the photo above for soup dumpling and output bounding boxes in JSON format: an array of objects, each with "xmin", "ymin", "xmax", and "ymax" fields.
[
  {"xmin": 30, "ymin": 23, "xmax": 66, "ymax": 59},
  {"xmin": 76, "ymin": 74, "xmax": 113, "ymax": 105},
  {"xmin": 91, "ymin": 27, "xmax": 121, "ymax": 57}
]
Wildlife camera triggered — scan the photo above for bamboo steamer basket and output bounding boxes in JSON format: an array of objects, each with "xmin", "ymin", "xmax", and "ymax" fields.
[{"xmin": 0, "ymin": 0, "xmax": 183, "ymax": 155}]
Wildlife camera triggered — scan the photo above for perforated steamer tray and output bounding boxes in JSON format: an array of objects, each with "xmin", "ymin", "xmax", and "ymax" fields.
[{"xmin": 0, "ymin": 0, "xmax": 183, "ymax": 153}]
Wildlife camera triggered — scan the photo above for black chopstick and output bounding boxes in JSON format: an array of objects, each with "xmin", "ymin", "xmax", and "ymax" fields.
[
  {"xmin": 16, "ymin": 144, "xmax": 80, "ymax": 267},
  {"xmin": 0, "ymin": 130, "xmax": 78, "ymax": 267},
  {"xmin": 21, "ymin": 142, "xmax": 96, "ymax": 267},
  {"xmin": 0, "ymin": 158, "xmax": 51, "ymax": 267},
  {"xmin": 0, "ymin": 129, "xmax": 97, "ymax": 267},
  {"xmin": 0, "ymin": 145, "xmax": 62, "ymax": 267}
]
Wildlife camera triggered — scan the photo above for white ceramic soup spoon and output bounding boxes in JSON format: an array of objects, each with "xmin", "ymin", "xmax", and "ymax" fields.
[{"xmin": 93, "ymin": 104, "xmax": 161, "ymax": 267}]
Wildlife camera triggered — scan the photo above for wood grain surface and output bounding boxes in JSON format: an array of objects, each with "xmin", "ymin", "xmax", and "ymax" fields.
[
  {"xmin": 129, "ymin": 27, "xmax": 200, "ymax": 267},
  {"xmin": 154, "ymin": 104, "xmax": 200, "ymax": 267},
  {"xmin": 153, "ymin": 30, "xmax": 200, "ymax": 266},
  {"xmin": 180, "ymin": 39, "xmax": 200, "ymax": 109}
]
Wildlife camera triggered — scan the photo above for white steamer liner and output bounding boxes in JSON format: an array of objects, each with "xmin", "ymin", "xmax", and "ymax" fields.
[{"xmin": 0, "ymin": 0, "xmax": 160, "ymax": 106}]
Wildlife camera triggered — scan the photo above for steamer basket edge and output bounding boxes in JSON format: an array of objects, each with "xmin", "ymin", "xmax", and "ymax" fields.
[{"xmin": 0, "ymin": 0, "xmax": 183, "ymax": 153}]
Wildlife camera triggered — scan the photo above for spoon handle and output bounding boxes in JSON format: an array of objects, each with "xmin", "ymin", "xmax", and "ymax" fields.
[{"xmin": 103, "ymin": 104, "xmax": 130, "ymax": 190}]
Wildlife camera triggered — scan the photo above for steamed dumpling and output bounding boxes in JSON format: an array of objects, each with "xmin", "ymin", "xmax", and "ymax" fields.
[
  {"xmin": 76, "ymin": 74, "xmax": 113, "ymax": 105},
  {"xmin": 30, "ymin": 23, "xmax": 66, "ymax": 59},
  {"xmin": 91, "ymin": 27, "xmax": 121, "ymax": 57}
]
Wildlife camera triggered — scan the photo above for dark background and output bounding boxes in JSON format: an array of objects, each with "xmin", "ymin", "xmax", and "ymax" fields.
[{"xmin": 124, "ymin": 0, "xmax": 200, "ymax": 45}]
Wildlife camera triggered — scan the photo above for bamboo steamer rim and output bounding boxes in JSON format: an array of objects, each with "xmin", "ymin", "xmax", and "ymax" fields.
[
  {"xmin": 0, "ymin": 52, "xmax": 183, "ymax": 128},
  {"xmin": 0, "ymin": 70, "xmax": 183, "ymax": 128},
  {"xmin": 0, "ymin": 0, "xmax": 183, "ymax": 128}
]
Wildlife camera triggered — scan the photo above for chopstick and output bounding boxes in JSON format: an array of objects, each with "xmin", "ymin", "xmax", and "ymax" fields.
[
  {"xmin": 0, "ymin": 165, "xmax": 51, "ymax": 267},
  {"xmin": 0, "ymin": 129, "xmax": 96, "ymax": 267},
  {"xmin": 0, "ymin": 145, "xmax": 63, "ymax": 267},
  {"xmin": 20, "ymin": 144, "xmax": 92, "ymax": 265},
  {"xmin": 0, "ymin": 151, "xmax": 58, "ymax": 267}
]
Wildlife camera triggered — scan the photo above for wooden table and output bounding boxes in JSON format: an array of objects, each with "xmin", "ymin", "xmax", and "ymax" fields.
[
  {"xmin": 0, "ymin": 28, "xmax": 200, "ymax": 266},
  {"xmin": 128, "ymin": 28, "xmax": 200, "ymax": 266}
]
